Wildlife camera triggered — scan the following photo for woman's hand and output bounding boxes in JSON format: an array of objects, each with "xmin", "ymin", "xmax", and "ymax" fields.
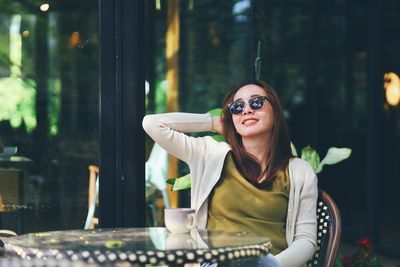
[{"xmin": 212, "ymin": 116, "xmax": 224, "ymax": 134}]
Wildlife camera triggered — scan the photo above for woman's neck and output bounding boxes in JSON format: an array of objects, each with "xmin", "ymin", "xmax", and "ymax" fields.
[
  {"xmin": 242, "ymin": 134, "xmax": 271, "ymax": 163},
  {"xmin": 242, "ymin": 135, "xmax": 271, "ymax": 183}
]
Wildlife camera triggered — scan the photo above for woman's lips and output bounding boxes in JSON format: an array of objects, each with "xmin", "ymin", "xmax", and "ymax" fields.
[{"xmin": 242, "ymin": 118, "xmax": 258, "ymax": 126}]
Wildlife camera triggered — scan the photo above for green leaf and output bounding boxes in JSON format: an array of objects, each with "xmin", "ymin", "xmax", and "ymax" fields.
[
  {"xmin": 208, "ymin": 108, "xmax": 222, "ymax": 116},
  {"xmin": 166, "ymin": 178, "xmax": 176, "ymax": 186},
  {"xmin": 290, "ymin": 142, "xmax": 298, "ymax": 157},
  {"xmin": 316, "ymin": 147, "xmax": 352, "ymax": 173},
  {"xmin": 301, "ymin": 146, "xmax": 320, "ymax": 172},
  {"xmin": 334, "ymin": 255, "xmax": 345, "ymax": 267},
  {"xmin": 211, "ymin": 134, "xmax": 225, "ymax": 142},
  {"xmin": 171, "ymin": 173, "xmax": 192, "ymax": 191}
]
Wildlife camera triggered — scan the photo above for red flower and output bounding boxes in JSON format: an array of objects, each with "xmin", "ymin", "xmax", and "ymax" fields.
[
  {"xmin": 339, "ymin": 237, "xmax": 382, "ymax": 267},
  {"xmin": 357, "ymin": 237, "xmax": 373, "ymax": 254},
  {"xmin": 341, "ymin": 255, "xmax": 353, "ymax": 265}
]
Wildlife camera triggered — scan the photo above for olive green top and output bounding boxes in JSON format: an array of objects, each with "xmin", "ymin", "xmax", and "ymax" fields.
[{"xmin": 207, "ymin": 153, "xmax": 290, "ymax": 255}]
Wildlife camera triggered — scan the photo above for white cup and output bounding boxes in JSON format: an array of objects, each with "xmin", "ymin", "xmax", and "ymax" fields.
[{"xmin": 164, "ymin": 208, "xmax": 196, "ymax": 234}]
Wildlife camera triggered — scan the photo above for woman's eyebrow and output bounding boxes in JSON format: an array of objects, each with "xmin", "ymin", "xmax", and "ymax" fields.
[
  {"xmin": 234, "ymin": 94, "xmax": 263, "ymax": 101},
  {"xmin": 235, "ymin": 95, "xmax": 261, "ymax": 101}
]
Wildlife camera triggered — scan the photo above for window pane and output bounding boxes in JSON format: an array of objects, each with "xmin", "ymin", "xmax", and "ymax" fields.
[
  {"xmin": 254, "ymin": 0, "xmax": 400, "ymax": 257},
  {"xmin": 144, "ymin": 0, "xmax": 252, "ymax": 225},
  {"xmin": 0, "ymin": 1, "xmax": 99, "ymax": 233}
]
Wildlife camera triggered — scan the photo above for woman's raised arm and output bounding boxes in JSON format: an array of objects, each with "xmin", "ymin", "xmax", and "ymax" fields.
[{"xmin": 142, "ymin": 112, "xmax": 215, "ymax": 163}]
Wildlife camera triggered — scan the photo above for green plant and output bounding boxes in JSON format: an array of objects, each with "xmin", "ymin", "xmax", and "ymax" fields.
[{"xmin": 291, "ymin": 144, "xmax": 352, "ymax": 174}]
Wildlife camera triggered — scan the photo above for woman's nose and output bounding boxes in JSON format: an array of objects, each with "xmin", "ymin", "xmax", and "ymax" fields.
[{"xmin": 242, "ymin": 104, "xmax": 254, "ymax": 115}]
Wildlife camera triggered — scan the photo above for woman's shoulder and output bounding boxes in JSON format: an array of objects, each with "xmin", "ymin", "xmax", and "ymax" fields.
[
  {"xmin": 288, "ymin": 157, "xmax": 317, "ymax": 183},
  {"xmin": 289, "ymin": 157, "xmax": 314, "ymax": 171}
]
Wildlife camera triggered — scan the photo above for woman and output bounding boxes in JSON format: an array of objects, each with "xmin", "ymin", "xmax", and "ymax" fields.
[{"xmin": 142, "ymin": 80, "xmax": 318, "ymax": 267}]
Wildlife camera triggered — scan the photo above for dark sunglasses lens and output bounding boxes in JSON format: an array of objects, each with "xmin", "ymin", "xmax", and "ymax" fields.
[
  {"xmin": 249, "ymin": 97, "xmax": 265, "ymax": 110},
  {"xmin": 229, "ymin": 102, "xmax": 244, "ymax": 114}
]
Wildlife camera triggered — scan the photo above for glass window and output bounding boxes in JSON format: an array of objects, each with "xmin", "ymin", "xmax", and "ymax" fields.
[
  {"xmin": 254, "ymin": 0, "xmax": 400, "ymax": 256},
  {"xmin": 0, "ymin": 1, "xmax": 99, "ymax": 233},
  {"xmin": 144, "ymin": 0, "xmax": 252, "ymax": 225},
  {"xmin": 144, "ymin": 0, "xmax": 400, "ymax": 258}
]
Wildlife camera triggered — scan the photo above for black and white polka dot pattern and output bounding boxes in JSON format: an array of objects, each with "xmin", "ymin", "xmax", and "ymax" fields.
[
  {"xmin": 306, "ymin": 200, "xmax": 330, "ymax": 267},
  {"xmin": 4, "ymin": 242, "xmax": 271, "ymax": 265},
  {"xmin": 0, "ymin": 258, "xmax": 99, "ymax": 267},
  {"xmin": 1, "ymin": 228, "xmax": 272, "ymax": 266}
]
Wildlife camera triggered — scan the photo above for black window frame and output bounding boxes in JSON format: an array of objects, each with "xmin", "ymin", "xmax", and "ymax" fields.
[{"xmin": 99, "ymin": 0, "xmax": 145, "ymax": 227}]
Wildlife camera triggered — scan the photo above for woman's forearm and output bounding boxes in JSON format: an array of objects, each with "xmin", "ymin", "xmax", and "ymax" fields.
[{"xmin": 142, "ymin": 112, "xmax": 214, "ymax": 163}]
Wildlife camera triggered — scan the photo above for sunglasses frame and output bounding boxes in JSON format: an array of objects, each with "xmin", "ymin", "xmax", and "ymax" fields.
[{"xmin": 228, "ymin": 95, "xmax": 271, "ymax": 115}]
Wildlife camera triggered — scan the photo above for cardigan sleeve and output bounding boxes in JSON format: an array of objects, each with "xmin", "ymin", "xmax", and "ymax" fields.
[
  {"xmin": 275, "ymin": 159, "xmax": 318, "ymax": 267},
  {"xmin": 142, "ymin": 112, "xmax": 214, "ymax": 164}
]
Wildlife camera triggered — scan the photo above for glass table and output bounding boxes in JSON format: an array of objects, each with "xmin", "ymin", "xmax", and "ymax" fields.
[{"xmin": 0, "ymin": 227, "xmax": 272, "ymax": 266}]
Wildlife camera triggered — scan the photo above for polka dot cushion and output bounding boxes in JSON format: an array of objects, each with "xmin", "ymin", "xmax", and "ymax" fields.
[{"xmin": 306, "ymin": 200, "xmax": 330, "ymax": 267}]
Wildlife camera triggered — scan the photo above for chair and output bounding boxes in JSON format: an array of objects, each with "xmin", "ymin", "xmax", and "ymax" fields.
[
  {"xmin": 0, "ymin": 168, "xmax": 24, "ymax": 233},
  {"xmin": 307, "ymin": 189, "xmax": 342, "ymax": 267},
  {"xmin": 0, "ymin": 191, "xmax": 5, "ymax": 212},
  {"xmin": 84, "ymin": 165, "xmax": 99, "ymax": 230}
]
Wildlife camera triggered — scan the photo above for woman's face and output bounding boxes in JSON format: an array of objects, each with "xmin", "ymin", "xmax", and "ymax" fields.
[{"xmin": 230, "ymin": 84, "xmax": 274, "ymax": 138}]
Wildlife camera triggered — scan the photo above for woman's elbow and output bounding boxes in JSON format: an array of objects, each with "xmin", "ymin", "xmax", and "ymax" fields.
[
  {"xmin": 142, "ymin": 115, "xmax": 151, "ymax": 131},
  {"xmin": 142, "ymin": 114, "xmax": 158, "ymax": 133}
]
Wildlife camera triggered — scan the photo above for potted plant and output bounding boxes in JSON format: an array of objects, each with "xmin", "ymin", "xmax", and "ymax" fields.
[{"xmin": 336, "ymin": 237, "xmax": 385, "ymax": 267}]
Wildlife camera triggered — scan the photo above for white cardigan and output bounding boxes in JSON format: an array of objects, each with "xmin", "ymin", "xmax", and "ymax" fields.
[{"xmin": 142, "ymin": 112, "xmax": 318, "ymax": 267}]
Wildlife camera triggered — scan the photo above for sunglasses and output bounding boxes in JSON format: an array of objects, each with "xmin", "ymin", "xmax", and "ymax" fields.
[{"xmin": 228, "ymin": 96, "xmax": 270, "ymax": 115}]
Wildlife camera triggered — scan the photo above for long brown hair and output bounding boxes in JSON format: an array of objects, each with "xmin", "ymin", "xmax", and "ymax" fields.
[{"xmin": 222, "ymin": 80, "xmax": 292, "ymax": 189}]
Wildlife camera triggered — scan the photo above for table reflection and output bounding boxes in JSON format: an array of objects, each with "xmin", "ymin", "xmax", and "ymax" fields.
[{"xmin": 1, "ymin": 227, "xmax": 272, "ymax": 266}]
